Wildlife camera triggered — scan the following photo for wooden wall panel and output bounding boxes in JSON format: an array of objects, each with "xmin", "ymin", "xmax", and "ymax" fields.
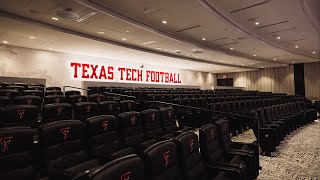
[
  {"xmin": 218, "ymin": 65, "xmax": 295, "ymax": 94},
  {"xmin": 305, "ymin": 62, "xmax": 320, "ymax": 100}
]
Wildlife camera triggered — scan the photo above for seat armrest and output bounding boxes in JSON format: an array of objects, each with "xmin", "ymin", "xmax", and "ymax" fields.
[{"xmin": 206, "ymin": 164, "xmax": 245, "ymax": 180}]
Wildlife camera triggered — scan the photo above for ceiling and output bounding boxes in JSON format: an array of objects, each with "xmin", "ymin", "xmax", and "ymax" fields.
[{"xmin": 0, "ymin": 0, "xmax": 319, "ymax": 73}]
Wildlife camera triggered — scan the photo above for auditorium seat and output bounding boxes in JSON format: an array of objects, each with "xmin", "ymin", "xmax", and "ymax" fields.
[
  {"xmin": 215, "ymin": 120, "xmax": 259, "ymax": 178},
  {"xmin": 22, "ymin": 90, "xmax": 44, "ymax": 97},
  {"xmin": 159, "ymin": 107, "xmax": 190, "ymax": 133},
  {"xmin": 99, "ymin": 101, "xmax": 119, "ymax": 116},
  {"xmin": 46, "ymin": 87, "xmax": 61, "ymax": 91},
  {"xmin": 142, "ymin": 140, "xmax": 181, "ymax": 180},
  {"xmin": 0, "ymin": 96, "xmax": 12, "ymax": 107},
  {"xmin": 0, "ymin": 126, "xmax": 36, "ymax": 180},
  {"xmin": 64, "ymin": 90, "xmax": 81, "ymax": 98},
  {"xmin": 141, "ymin": 109, "xmax": 175, "ymax": 140},
  {"xmin": 88, "ymin": 94, "xmax": 106, "ymax": 103},
  {"xmin": 14, "ymin": 95, "xmax": 42, "ymax": 107},
  {"xmin": 74, "ymin": 102, "xmax": 99, "ymax": 122},
  {"xmin": 199, "ymin": 124, "xmax": 249, "ymax": 180},
  {"xmin": 118, "ymin": 111, "xmax": 156, "ymax": 150},
  {"xmin": 174, "ymin": 131, "xmax": 242, "ymax": 180},
  {"xmin": 42, "ymin": 103, "xmax": 72, "ymax": 123},
  {"xmin": 45, "ymin": 90, "xmax": 63, "ymax": 96},
  {"xmin": 119, "ymin": 100, "xmax": 136, "ymax": 112},
  {"xmin": 85, "ymin": 115, "xmax": 134, "ymax": 162},
  {"xmin": 83, "ymin": 154, "xmax": 144, "ymax": 180},
  {"xmin": 38, "ymin": 120, "xmax": 100, "ymax": 180},
  {"xmin": 44, "ymin": 95, "xmax": 68, "ymax": 104},
  {"xmin": 0, "ymin": 105, "xmax": 39, "ymax": 128},
  {"xmin": 0, "ymin": 89, "xmax": 20, "ymax": 98},
  {"xmin": 68, "ymin": 95, "xmax": 88, "ymax": 105}
]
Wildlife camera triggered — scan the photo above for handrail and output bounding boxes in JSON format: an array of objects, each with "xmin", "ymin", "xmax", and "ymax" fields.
[
  {"xmin": 103, "ymin": 92, "xmax": 137, "ymax": 99},
  {"xmin": 145, "ymin": 100, "xmax": 256, "ymax": 120}
]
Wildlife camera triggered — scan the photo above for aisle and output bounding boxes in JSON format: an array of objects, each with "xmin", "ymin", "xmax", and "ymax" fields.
[{"xmin": 233, "ymin": 120, "xmax": 320, "ymax": 179}]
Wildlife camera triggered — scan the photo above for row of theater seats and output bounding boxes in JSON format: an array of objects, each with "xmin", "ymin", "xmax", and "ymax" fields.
[
  {"xmin": 0, "ymin": 116, "xmax": 259, "ymax": 180},
  {"xmin": 0, "ymin": 97, "xmax": 139, "ymax": 128},
  {"xmin": 251, "ymin": 101, "xmax": 317, "ymax": 156}
]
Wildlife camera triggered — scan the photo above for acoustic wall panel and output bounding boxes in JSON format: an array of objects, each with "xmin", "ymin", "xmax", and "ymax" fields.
[
  {"xmin": 304, "ymin": 62, "xmax": 320, "ymax": 100},
  {"xmin": 218, "ymin": 65, "xmax": 295, "ymax": 94}
]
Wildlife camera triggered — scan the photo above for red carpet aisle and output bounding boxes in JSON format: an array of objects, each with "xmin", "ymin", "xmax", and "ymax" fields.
[{"xmin": 232, "ymin": 120, "xmax": 320, "ymax": 179}]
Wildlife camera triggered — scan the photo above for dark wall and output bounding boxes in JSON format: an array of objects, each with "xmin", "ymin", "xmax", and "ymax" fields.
[{"xmin": 293, "ymin": 64, "xmax": 305, "ymax": 96}]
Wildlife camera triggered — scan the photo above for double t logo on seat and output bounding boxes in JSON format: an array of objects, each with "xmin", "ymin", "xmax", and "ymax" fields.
[
  {"xmin": 0, "ymin": 137, "xmax": 13, "ymax": 152},
  {"xmin": 61, "ymin": 127, "xmax": 70, "ymax": 140},
  {"xmin": 162, "ymin": 151, "xmax": 170, "ymax": 167}
]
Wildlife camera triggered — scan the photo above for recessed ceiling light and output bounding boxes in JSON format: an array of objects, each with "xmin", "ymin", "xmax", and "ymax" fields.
[
  {"xmin": 122, "ymin": 38, "xmax": 127, "ymax": 41},
  {"xmin": 292, "ymin": 62, "xmax": 295, "ymax": 64},
  {"xmin": 202, "ymin": 38, "xmax": 206, "ymax": 41},
  {"xmin": 277, "ymin": 36, "xmax": 281, "ymax": 40},
  {"xmin": 126, "ymin": 30, "xmax": 130, "ymax": 33},
  {"xmin": 230, "ymin": 47, "xmax": 234, "ymax": 50},
  {"xmin": 295, "ymin": 45, "xmax": 299, "ymax": 48},
  {"xmin": 195, "ymin": 56, "xmax": 198, "ymax": 58},
  {"xmin": 219, "ymin": 61, "xmax": 223, "ymax": 62},
  {"xmin": 273, "ymin": 58, "xmax": 277, "ymax": 61},
  {"xmin": 241, "ymin": 64, "xmax": 244, "ymax": 66},
  {"xmin": 52, "ymin": 17, "xmax": 59, "ymax": 21},
  {"xmin": 162, "ymin": 20, "xmax": 167, "ymax": 24},
  {"xmin": 164, "ymin": 49, "xmax": 168, "ymax": 51},
  {"xmin": 156, "ymin": 47, "xmax": 161, "ymax": 50},
  {"xmin": 97, "ymin": 31, "xmax": 104, "ymax": 34},
  {"xmin": 312, "ymin": 51, "xmax": 316, "ymax": 54},
  {"xmin": 3, "ymin": 41, "xmax": 8, "ymax": 44},
  {"xmin": 29, "ymin": 36, "xmax": 35, "ymax": 39},
  {"xmin": 48, "ymin": 48, "xmax": 52, "ymax": 50},
  {"xmin": 237, "ymin": 70, "xmax": 240, "ymax": 72},
  {"xmin": 255, "ymin": 22, "xmax": 260, "ymax": 25},
  {"xmin": 261, "ymin": 67, "xmax": 264, "ymax": 68},
  {"xmin": 252, "ymin": 53, "xmax": 257, "ymax": 56}
]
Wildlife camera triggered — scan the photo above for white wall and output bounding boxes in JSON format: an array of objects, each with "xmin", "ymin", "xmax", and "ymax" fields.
[{"xmin": 0, "ymin": 45, "xmax": 216, "ymax": 89}]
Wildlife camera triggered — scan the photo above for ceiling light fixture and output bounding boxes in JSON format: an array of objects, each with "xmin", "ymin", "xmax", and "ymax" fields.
[
  {"xmin": 164, "ymin": 49, "xmax": 168, "ymax": 51},
  {"xmin": 29, "ymin": 36, "xmax": 35, "ymax": 39},
  {"xmin": 312, "ymin": 51, "xmax": 316, "ymax": 54},
  {"xmin": 156, "ymin": 47, "xmax": 161, "ymax": 50},
  {"xmin": 3, "ymin": 41, "xmax": 8, "ymax": 44},
  {"xmin": 97, "ymin": 31, "xmax": 104, "ymax": 34},
  {"xmin": 292, "ymin": 62, "xmax": 295, "ymax": 64},
  {"xmin": 261, "ymin": 67, "xmax": 264, "ymax": 68},
  {"xmin": 162, "ymin": 20, "xmax": 167, "ymax": 24},
  {"xmin": 255, "ymin": 22, "xmax": 260, "ymax": 25},
  {"xmin": 142, "ymin": 41, "xmax": 156, "ymax": 45},
  {"xmin": 230, "ymin": 47, "xmax": 234, "ymax": 50},
  {"xmin": 126, "ymin": 30, "xmax": 130, "ymax": 33},
  {"xmin": 52, "ymin": 17, "xmax": 59, "ymax": 21},
  {"xmin": 252, "ymin": 53, "xmax": 257, "ymax": 56},
  {"xmin": 76, "ymin": 12, "xmax": 96, "ymax": 22},
  {"xmin": 295, "ymin": 45, "xmax": 299, "ymax": 48},
  {"xmin": 241, "ymin": 64, "xmax": 244, "ymax": 66},
  {"xmin": 273, "ymin": 58, "xmax": 277, "ymax": 61},
  {"xmin": 202, "ymin": 38, "xmax": 206, "ymax": 41},
  {"xmin": 122, "ymin": 38, "xmax": 127, "ymax": 41},
  {"xmin": 48, "ymin": 48, "xmax": 52, "ymax": 50},
  {"xmin": 277, "ymin": 36, "xmax": 281, "ymax": 40}
]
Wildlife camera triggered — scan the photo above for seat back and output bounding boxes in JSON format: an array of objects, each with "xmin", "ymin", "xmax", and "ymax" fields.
[
  {"xmin": 38, "ymin": 120, "xmax": 88, "ymax": 174},
  {"xmin": 68, "ymin": 95, "xmax": 88, "ymax": 105},
  {"xmin": 85, "ymin": 115, "xmax": 121, "ymax": 157},
  {"xmin": 0, "ymin": 105, "xmax": 38, "ymax": 127},
  {"xmin": 14, "ymin": 95, "xmax": 42, "ymax": 107},
  {"xmin": 159, "ymin": 107, "xmax": 179, "ymax": 132},
  {"xmin": 215, "ymin": 119, "xmax": 233, "ymax": 148},
  {"xmin": 142, "ymin": 109, "xmax": 164, "ymax": 139},
  {"xmin": 118, "ymin": 111, "xmax": 144, "ymax": 146},
  {"xmin": 45, "ymin": 90, "xmax": 63, "ymax": 96},
  {"xmin": 74, "ymin": 102, "xmax": 99, "ymax": 121},
  {"xmin": 199, "ymin": 124, "xmax": 223, "ymax": 163},
  {"xmin": 65, "ymin": 90, "xmax": 81, "ymax": 98},
  {"xmin": 46, "ymin": 87, "xmax": 61, "ymax": 91},
  {"xmin": 143, "ymin": 140, "xmax": 181, "ymax": 180},
  {"xmin": 0, "ymin": 126, "xmax": 35, "ymax": 180},
  {"xmin": 44, "ymin": 95, "xmax": 68, "ymax": 104},
  {"xmin": 88, "ymin": 154, "xmax": 145, "ymax": 180},
  {"xmin": 88, "ymin": 94, "xmax": 106, "ymax": 103},
  {"xmin": 0, "ymin": 89, "xmax": 20, "ymax": 98},
  {"xmin": 22, "ymin": 90, "xmax": 44, "ymax": 97},
  {"xmin": 0, "ymin": 96, "xmax": 12, "ymax": 107},
  {"xmin": 42, "ymin": 103, "xmax": 72, "ymax": 123},
  {"xmin": 99, "ymin": 101, "xmax": 119, "ymax": 116},
  {"xmin": 175, "ymin": 131, "xmax": 204, "ymax": 180},
  {"xmin": 120, "ymin": 100, "xmax": 136, "ymax": 112}
]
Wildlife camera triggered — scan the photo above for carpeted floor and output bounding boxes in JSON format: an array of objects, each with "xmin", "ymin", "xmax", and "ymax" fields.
[{"xmin": 232, "ymin": 120, "xmax": 320, "ymax": 180}]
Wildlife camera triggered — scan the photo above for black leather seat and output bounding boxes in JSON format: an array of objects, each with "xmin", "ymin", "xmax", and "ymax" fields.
[
  {"xmin": 0, "ymin": 105, "xmax": 39, "ymax": 128},
  {"xmin": 68, "ymin": 95, "xmax": 88, "ymax": 105},
  {"xmin": 85, "ymin": 115, "xmax": 133, "ymax": 162},
  {"xmin": 0, "ymin": 126, "xmax": 35, "ymax": 180},
  {"xmin": 38, "ymin": 120, "xmax": 100, "ymax": 180},
  {"xmin": 159, "ymin": 107, "xmax": 190, "ymax": 133},
  {"xmin": 64, "ymin": 91, "xmax": 81, "ymax": 98},
  {"xmin": 0, "ymin": 89, "xmax": 20, "ymax": 98},
  {"xmin": 0, "ymin": 96, "xmax": 12, "ymax": 107},
  {"xmin": 22, "ymin": 90, "xmax": 44, "ymax": 97},
  {"xmin": 74, "ymin": 102, "xmax": 99, "ymax": 122},
  {"xmin": 99, "ymin": 101, "xmax": 119, "ymax": 116},
  {"xmin": 174, "ymin": 131, "xmax": 242, "ymax": 180},
  {"xmin": 45, "ymin": 90, "xmax": 63, "ymax": 96},
  {"xmin": 120, "ymin": 100, "xmax": 136, "ymax": 112},
  {"xmin": 143, "ymin": 140, "xmax": 181, "ymax": 180},
  {"xmin": 14, "ymin": 95, "xmax": 42, "ymax": 107},
  {"xmin": 88, "ymin": 94, "xmax": 106, "ymax": 103},
  {"xmin": 85, "ymin": 154, "xmax": 144, "ymax": 180},
  {"xmin": 42, "ymin": 103, "xmax": 72, "ymax": 123},
  {"xmin": 44, "ymin": 95, "xmax": 68, "ymax": 104}
]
